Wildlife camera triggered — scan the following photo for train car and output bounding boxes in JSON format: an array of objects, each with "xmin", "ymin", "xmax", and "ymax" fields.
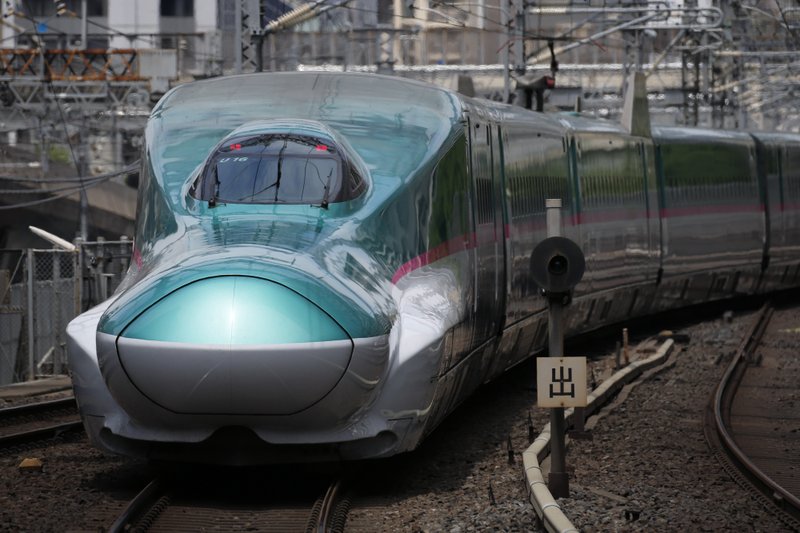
[
  {"xmin": 66, "ymin": 72, "xmax": 800, "ymax": 465},
  {"xmin": 749, "ymin": 131, "xmax": 800, "ymax": 291}
]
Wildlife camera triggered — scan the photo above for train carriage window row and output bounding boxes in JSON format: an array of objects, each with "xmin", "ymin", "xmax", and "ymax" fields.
[
  {"xmin": 475, "ymin": 176, "xmax": 494, "ymax": 225},
  {"xmin": 658, "ymin": 142, "xmax": 758, "ymax": 208},
  {"xmin": 504, "ymin": 131, "xmax": 571, "ymax": 220},
  {"xmin": 472, "ymin": 143, "xmax": 494, "ymax": 226},
  {"xmin": 576, "ymin": 136, "xmax": 648, "ymax": 211},
  {"xmin": 784, "ymin": 147, "xmax": 800, "ymax": 203}
]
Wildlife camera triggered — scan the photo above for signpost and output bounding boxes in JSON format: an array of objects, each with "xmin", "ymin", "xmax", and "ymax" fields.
[
  {"xmin": 537, "ymin": 356, "xmax": 588, "ymax": 408},
  {"xmin": 531, "ymin": 199, "xmax": 586, "ymax": 499}
]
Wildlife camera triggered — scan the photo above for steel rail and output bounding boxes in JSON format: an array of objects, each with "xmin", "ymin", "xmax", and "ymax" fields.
[
  {"xmin": 0, "ymin": 397, "xmax": 82, "ymax": 449},
  {"xmin": 107, "ymin": 478, "xmax": 167, "ymax": 533},
  {"xmin": 0, "ymin": 396, "xmax": 76, "ymax": 421},
  {"xmin": 711, "ymin": 304, "xmax": 800, "ymax": 522},
  {"xmin": 316, "ymin": 479, "xmax": 348, "ymax": 533},
  {"xmin": 0, "ymin": 421, "xmax": 83, "ymax": 448},
  {"xmin": 108, "ymin": 477, "xmax": 350, "ymax": 532}
]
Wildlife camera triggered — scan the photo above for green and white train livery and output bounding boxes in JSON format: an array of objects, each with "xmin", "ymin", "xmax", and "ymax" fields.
[{"xmin": 67, "ymin": 72, "xmax": 800, "ymax": 464}]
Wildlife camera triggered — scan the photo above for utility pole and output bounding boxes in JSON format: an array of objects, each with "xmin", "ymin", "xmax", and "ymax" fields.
[
  {"xmin": 511, "ymin": 0, "xmax": 525, "ymax": 105},
  {"xmin": 78, "ymin": 114, "xmax": 89, "ymax": 241},
  {"xmin": 502, "ymin": 0, "xmax": 510, "ymax": 102},
  {"xmin": 81, "ymin": 0, "xmax": 87, "ymax": 49},
  {"xmin": 234, "ymin": 1, "xmax": 242, "ymax": 73}
]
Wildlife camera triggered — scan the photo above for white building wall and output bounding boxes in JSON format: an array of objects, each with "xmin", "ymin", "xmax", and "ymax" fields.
[
  {"xmin": 195, "ymin": 2, "xmax": 219, "ymax": 33},
  {"xmin": 109, "ymin": 0, "xmax": 162, "ymax": 49}
]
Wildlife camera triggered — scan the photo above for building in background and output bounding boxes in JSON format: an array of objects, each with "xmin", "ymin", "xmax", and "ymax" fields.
[
  {"xmin": 2, "ymin": 1, "xmax": 797, "ymax": 129},
  {"xmin": 0, "ymin": 0, "xmax": 797, "ymax": 249},
  {"xmin": 0, "ymin": 0, "xmax": 797, "ymax": 384}
]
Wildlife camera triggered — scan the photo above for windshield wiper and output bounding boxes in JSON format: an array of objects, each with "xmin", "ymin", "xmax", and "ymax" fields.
[
  {"xmin": 317, "ymin": 167, "xmax": 333, "ymax": 210},
  {"xmin": 208, "ymin": 167, "xmax": 220, "ymax": 207},
  {"xmin": 273, "ymin": 140, "xmax": 288, "ymax": 202}
]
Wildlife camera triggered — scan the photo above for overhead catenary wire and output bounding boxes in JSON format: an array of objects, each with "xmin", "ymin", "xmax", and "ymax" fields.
[
  {"xmin": 0, "ymin": 176, "xmax": 107, "ymax": 210},
  {"xmin": 0, "ymin": 161, "xmax": 139, "ymax": 183},
  {"xmin": 0, "ymin": 176, "xmax": 108, "ymax": 194},
  {"xmin": 18, "ymin": 0, "xmax": 93, "ymax": 236},
  {"xmin": 0, "ymin": 163, "xmax": 138, "ymax": 211},
  {"xmin": 286, "ymin": 1, "xmax": 578, "ymax": 43}
]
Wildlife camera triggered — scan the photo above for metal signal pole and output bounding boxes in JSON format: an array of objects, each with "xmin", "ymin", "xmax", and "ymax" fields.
[{"xmin": 545, "ymin": 198, "xmax": 568, "ymax": 498}]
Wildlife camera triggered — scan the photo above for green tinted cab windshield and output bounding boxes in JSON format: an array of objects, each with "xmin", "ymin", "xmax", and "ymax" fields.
[{"xmin": 192, "ymin": 133, "xmax": 366, "ymax": 207}]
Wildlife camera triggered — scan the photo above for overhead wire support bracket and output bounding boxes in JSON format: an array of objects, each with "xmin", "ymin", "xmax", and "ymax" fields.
[
  {"xmin": 525, "ymin": 5, "xmax": 722, "ymax": 65},
  {"xmin": 253, "ymin": 0, "xmax": 354, "ymax": 71}
]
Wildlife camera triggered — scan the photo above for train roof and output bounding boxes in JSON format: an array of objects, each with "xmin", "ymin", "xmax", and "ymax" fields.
[
  {"xmin": 651, "ymin": 125, "xmax": 755, "ymax": 144},
  {"xmin": 148, "ymin": 72, "xmax": 464, "ymax": 197},
  {"xmin": 156, "ymin": 71, "xmax": 460, "ymax": 116},
  {"xmin": 461, "ymin": 96, "xmax": 635, "ymax": 138},
  {"xmin": 750, "ymin": 130, "xmax": 800, "ymax": 145},
  {"xmin": 554, "ymin": 113, "xmax": 632, "ymax": 136}
]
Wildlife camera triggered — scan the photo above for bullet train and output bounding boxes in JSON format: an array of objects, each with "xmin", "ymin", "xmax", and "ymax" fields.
[{"xmin": 66, "ymin": 72, "xmax": 800, "ymax": 464}]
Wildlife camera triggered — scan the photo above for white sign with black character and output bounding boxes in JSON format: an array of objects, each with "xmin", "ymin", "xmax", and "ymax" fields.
[{"xmin": 537, "ymin": 356, "xmax": 588, "ymax": 408}]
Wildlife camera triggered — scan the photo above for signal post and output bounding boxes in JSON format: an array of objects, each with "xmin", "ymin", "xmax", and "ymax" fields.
[{"xmin": 531, "ymin": 199, "xmax": 586, "ymax": 498}]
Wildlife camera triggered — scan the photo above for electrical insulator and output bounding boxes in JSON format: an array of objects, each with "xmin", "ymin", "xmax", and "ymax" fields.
[{"xmin": 54, "ymin": 0, "xmax": 68, "ymax": 16}]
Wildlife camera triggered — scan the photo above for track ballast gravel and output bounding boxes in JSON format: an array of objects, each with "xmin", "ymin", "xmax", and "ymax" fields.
[{"xmin": 0, "ymin": 305, "xmax": 794, "ymax": 531}]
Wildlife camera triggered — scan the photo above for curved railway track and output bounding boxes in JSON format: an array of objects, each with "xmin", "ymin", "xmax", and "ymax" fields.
[
  {"xmin": 705, "ymin": 303, "xmax": 800, "ymax": 528},
  {"xmin": 0, "ymin": 397, "xmax": 82, "ymax": 449},
  {"xmin": 108, "ymin": 475, "xmax": 352, "ymax": 532}
]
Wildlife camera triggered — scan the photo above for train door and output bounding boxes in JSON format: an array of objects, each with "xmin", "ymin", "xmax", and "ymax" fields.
[
  {"xmin": 468, "ymin": 115, "xmax": 504, "ymax": 346},
  {"xmin": 753, "ymin": 137, "xmax": 777, "ymax": 272},
  {"xmin": 653, "ymin": 142, "xmax": 667, "ymax": 283},
  {"xmin": 639, "ymin": 140, "xmax": 661, "ymax": 279},
  {"xmin": 493, "ymin": 126, "xmax": 509, "ymax": 333}
]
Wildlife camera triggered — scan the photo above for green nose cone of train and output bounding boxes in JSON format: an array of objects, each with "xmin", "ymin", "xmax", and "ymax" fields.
[
  {"xmin": 116, "ymin": 276, "xmax": 353, "ymax": 415},
  {"xmin": 122, "ymin": 276, "xmax": 348, "ymax": 345}
]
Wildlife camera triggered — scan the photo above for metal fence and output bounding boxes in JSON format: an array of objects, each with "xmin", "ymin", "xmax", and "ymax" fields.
[{"xmin": 0, "ymin": 239, "xmax": 133, "ymax": 385}]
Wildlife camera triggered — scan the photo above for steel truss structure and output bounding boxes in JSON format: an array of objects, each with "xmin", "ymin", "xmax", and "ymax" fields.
[
  {"xmin": 0, "ymin": 48, "xmax": 150, "ymax": 130},
  {"xmin": 256, "ymin": 0, "xmax": 799, "ymax": 131},
  {"xmin": 0, "ymin": 1, "xmax": 797, "ymax": 134}
]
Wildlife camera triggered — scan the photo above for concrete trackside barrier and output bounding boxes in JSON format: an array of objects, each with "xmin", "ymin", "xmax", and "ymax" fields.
[{"xmin": 523, "ymin": 339, "xmax": 675, "ymax": 533}]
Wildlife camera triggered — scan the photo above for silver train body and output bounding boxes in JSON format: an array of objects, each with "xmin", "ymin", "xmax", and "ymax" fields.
[{"xmin": 66, "ymin": 73, "xmax": 800, "ymax": 464}]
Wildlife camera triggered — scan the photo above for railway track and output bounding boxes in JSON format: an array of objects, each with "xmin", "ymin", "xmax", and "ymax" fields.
[
  {"xmin": 704, "ymin": 303, "xmax": 800, "ymax": 528},
  {"xmin": 0, "ymin": 397, "xmax": 83, "ymax": 449},
  {"xmin": 108, "ymin": 475, "xmax": 352, "ymax": 532}
]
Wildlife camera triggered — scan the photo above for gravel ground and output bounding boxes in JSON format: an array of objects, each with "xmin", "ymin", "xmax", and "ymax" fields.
[
  {"xmin": 0, "ymin": 388, "xmax": 74, "ymax": 409},
  {"xmin": 0, "ymin": 304, "xmax": 794, "ymax": 532},
  {"xmin": 347, "ymin": 356, "xmax": 544, "ymax": 533},
  {"xmin": 559, "ymin": 309, "xmax": 793, "ymax": 532},
  {"xmin": 0, "ymin": 436, "xmax": 152, "ymax": 532}
]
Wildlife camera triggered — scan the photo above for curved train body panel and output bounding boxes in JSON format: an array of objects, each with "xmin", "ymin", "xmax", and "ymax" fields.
[{"xmin": 67, "ymin": 72, "xmax": 800, "ymax": 464}]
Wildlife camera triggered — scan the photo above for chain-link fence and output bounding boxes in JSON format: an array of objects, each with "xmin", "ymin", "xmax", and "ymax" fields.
[
  {"xmin": 0, "ymin": 239, "xmax": 133, "ymax": 385},
  {"xmin": 78, "ymin": 238, "xmax": 133, "ymax": 311},
  {"xmin": 0, "ymin": 250, "xmax": 26, "ymax": 386}
]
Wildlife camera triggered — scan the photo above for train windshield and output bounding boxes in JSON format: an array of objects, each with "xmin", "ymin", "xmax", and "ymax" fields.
[{"xmin": 194, "ymin": 134, "xmax": 365, "ymax": 207}]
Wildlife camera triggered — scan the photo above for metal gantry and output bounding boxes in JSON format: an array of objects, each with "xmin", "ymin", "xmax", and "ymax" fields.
[
  {"xmin": 0, "ymin": 1, "xmax": 798, "ymax": 141},
  {"xmin": 250, "ymin": 0, "xmax": 798, "ymax": 130}
]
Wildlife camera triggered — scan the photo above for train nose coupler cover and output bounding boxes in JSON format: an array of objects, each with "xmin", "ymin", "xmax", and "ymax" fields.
[{"xmin": 109, "ymin": 276, "xmax": 352, "ymax": 415}]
